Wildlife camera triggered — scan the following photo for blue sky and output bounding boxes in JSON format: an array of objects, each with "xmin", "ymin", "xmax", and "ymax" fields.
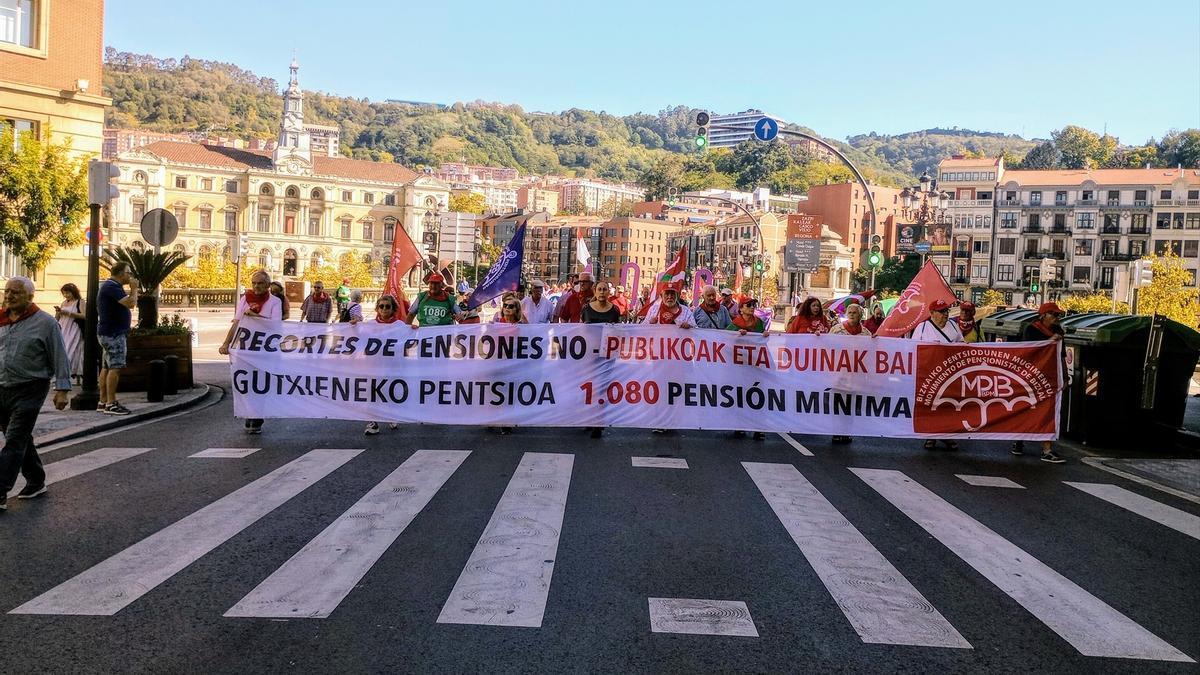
[{"xmin": 106, "ymin": 0, "xmax": 1199, "ymax": 143}]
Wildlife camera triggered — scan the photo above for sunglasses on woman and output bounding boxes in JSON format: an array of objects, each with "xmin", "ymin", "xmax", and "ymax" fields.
[
  {"xmin": 378, "ymin": 304, "xmax": 394, "ymax": 310},
  {"xmin": 504, "ymin": 303, "xmax": 519, "ymax": 309}
]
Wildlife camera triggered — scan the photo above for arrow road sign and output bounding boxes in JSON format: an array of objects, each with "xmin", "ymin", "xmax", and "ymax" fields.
[{"xmin": 753, "ymin": 117, "xmax": 779, "ymax": 142}]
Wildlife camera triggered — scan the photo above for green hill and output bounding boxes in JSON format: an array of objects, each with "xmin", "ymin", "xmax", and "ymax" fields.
[{"xmin": 845, "ymin": 128, "xmax": 1041, "ymax": 177}]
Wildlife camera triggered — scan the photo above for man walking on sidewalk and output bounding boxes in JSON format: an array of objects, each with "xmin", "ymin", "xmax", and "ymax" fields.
[
  {"xmin": 98, "ymin": 261, "xmax": 137, "ymax": 415},
  {"xmin": 0, "ymin": 276, "xmax": 71, "ymax": 511}
]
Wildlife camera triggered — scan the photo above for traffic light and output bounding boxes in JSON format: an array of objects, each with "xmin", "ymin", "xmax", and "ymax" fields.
[
  {"xmin": 753, "ymin": 256, "xmax": 764, "ymax": 273},
  {"xmin": 87, "ymin": 160, "xmax": 120, "ymax": 206},
  {"xmin": 867, "ymin": 246, "xmax": 882, "ymax": 268},
  {"xmin": 1039, "ymin": 257, "xmax": 1057, "ymax": 284},
  {"xmin": 1132, "ymin": 259, "xmax": 1154, "ymax": 287},
  {"xmin": 1029, "ymin": 269, "xmax": 1041, "ymax": 294},
  {"xmin": 232, "ymin": 233, "xmax": 249, "ymax": 263},
  {"xmin": 695, "ymin": 111, "xmax": 710, "ymax": 150}
]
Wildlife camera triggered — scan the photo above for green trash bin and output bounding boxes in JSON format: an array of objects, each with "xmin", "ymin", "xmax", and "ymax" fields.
[
  {"xmin": 979, "ymin": 308, "xmax": 1039, "ymax": 342},
  {"xmin": 1059, "ymin": 313, "xmax": 1200, "ymax": 446}
]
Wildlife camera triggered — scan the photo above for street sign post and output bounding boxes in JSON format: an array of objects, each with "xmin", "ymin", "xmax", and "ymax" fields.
[
  {"xmin": 784, "ymin": 214, "xmax": 820, "ymax": 273},
  {"xmin": 753, "ymin": 117, "xmax": 779, "ymax": 142},
  {"xmin": 140, "ymin": 208, "xmax": 179, "ymax": 253}
]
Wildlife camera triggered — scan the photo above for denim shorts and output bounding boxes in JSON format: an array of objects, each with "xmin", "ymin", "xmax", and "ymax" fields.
[{"xmin": 98, "ymin": 334, "xmax": 128, "ymax": 369}]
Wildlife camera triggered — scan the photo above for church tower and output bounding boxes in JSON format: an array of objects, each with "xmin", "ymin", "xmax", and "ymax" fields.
[{"xmin": 273, "ymin": 57, "xmax": 312, "ymax": 173}]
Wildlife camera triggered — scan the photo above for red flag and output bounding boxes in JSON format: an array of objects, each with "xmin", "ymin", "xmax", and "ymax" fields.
[
  {"xmin": 734, "ymin": 263, "xmax": 744, "ymax": 294},
  {"xmin": 874, "ymin": 261, "xmax": 956, "ymax": 338},
  {"xmin": 385, "ymin": 224, "xmax": 424, "ymax": 300},
  {"xmin": 637, "ymin": 244, "xmax": 688, "ymax": 319}
]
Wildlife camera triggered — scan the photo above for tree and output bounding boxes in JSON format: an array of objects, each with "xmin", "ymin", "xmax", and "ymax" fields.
[
  {"xmin": 1058, "ymin": 292, "xmax": 1128, "ymax": 314},
  {"xmin": 303, "ymin": 253, "xmax": 373, "ymax": 287},
  {"xmin": 1136, "ymin": 252, "xmax": 1200, "ymax": 325},
  {"xmin": 449, "ymin": 192, "xmax": 487, "ymax": 215},
  {"xmin": 1158, "ymin": 129, "xmax": 1200, "ymax": 168},
  {"xmin": 979, "ymin": 288, "xmax": 1006, "ymax": 308},
  {"xmin": 1019, "ymin": 141, "xmax": 1062, "ymax": 169},
  {"xmin": 1051, "ymin": 126, "xmax": 1117, "ymax": 169},
  {"xmin": 0, "ymin": 126, "xmax": 89, "ymax": 274},
  {"xmin": 853, "ymin": 254, "xmax": 922, "ymax": 293},
  {"xmin": 637, "ymin": 155, "xmax": 683, "ymax": 200}
]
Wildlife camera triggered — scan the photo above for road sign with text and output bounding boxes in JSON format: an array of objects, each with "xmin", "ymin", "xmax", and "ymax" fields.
[{"xmin": 784, "ymin": 214, "xmax": 820, "ymax": 273}]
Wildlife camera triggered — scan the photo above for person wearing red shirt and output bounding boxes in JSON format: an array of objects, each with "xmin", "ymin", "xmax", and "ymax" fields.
[
  {"xmin": 786, "ymin": 296, "xmax": 831, "ymax": 334},
  {"xmin": 611, "ymin": 285, "xmax": 629, "ymax": 319},
  {"xmin": 556, "ymin": 272, "xmax": 594, "ymax": 323}
]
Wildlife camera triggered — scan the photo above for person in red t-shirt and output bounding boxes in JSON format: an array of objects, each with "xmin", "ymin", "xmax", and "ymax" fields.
[
  {"xmin": 611, "ymin": 285, "xmax": 629, "ymax": 319},
  {"xmin": 786, "ymin": 296, "xmax": 831, "ymax": 334},
  {"xmin": 557, "ymin": 272, "xmax": 594, "ymax": 323}
]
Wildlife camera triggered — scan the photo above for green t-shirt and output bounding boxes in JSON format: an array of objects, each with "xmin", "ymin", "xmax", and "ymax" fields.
[
  {"xmin": 335, "ymin": 284, "xmax": 350, "ymax": 302},
  {"xmin": 414, "ymin": 291, "xmax": 457, "ymax": 326}
]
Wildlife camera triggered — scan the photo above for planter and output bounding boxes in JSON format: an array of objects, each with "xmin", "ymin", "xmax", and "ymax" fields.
[{"xmin": 118, "ymin": 333, "xmax": 194, "ymax": 393}]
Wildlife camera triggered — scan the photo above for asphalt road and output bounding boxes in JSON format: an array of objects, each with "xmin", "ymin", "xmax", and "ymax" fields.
[{"xmin": 1, "ymin": 363, "xmax": 1197, "ymax": 673}]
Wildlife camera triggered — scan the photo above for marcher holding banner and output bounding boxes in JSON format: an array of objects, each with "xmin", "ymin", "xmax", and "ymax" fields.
[
  {"xmin": 786, "ymin": 297, "xmax": 831, "ymax": 334},
  {"xmin": 491, "ymin": 293, "xmax": 525, "ymax": 324},
  {"xmin": 220, "ymin": 270, "xmax": 282, "ymax": 435},
  {"xmin": 693, "ymin": 285, "xmax": 734, "ymax": 330},
  {"xmin": 643, "ymin": 285, "xmax": 694, "ymax": 327},
  {"xmin": 829, "ymin": 303, "xmax": 873, "ymax": 445},
  {"xmin": 406, "ymin": 274, "xmax": 460, "ymax": 328},
  {"xmin": 1010, "ymin": 302, "xmax": 1067, "ymax": 464},
  {"xmin": 364, "ymin": 294, "xmax": 404, "ymax": 436},
  {"xmin": 582, "ymin": 282, "xmax": 623, "ymax": 438},
  {"xmin": 909, "ymin": 298, "xmax": 964, "ymax": 451},
  {"xmin": 728, "ymin": 298, "xmax": 768, "ymax": 336}
]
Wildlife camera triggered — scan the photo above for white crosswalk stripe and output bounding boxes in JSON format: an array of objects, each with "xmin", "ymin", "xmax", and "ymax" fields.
[
  {"xmin": 10, "ymin": 449, "xmax": 361, "ymax": 616},
  {"xmin": 13, "ymin": 447, "xmax": 155, "ymax": 493},
  {"xmin": 852, "ymin": 468, "xmax": 1193, "ymax": 663},
  {"xmin": 744, "ymin": 462, "xmax": 970, "ymax": 648},
  {"xmin": 1065, "ymin": 482, "xmax": 1200, "ymax": 541},
  {"xmin": 190, "ymin": 448, "xmax": 261, "ymax": 459},
  {"xmin": 226, "ymin": 449, "xmax": 470, "ymax": 618},
  {"xmin": 437, "ymin": 452, "xmax": 573, "ymax": 628}
]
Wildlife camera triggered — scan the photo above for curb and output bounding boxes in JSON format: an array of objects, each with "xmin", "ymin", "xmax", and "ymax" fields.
[{"xmin": 35, "ymin": 384, "xmax": 217, "ymax": 446}]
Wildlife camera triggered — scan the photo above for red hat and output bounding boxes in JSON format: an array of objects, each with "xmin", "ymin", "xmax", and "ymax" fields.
[
  {"xmin": 661, "ymin": 280, "xmax": 684, "ymax": 294},
  {"xmin": 929, "ymin": 298, "xmax": 954, "ymax": 312},
  {"xmin": 427, "ymin": 273, "xmax": 445, "ymax": 284},
  {"xmin": 1038, "ymin": 302, "xmax": 1064, "ymax": 316},
  {"xmin": 960, "ymin": 302, "xmax": 976, "ymax": 311}
]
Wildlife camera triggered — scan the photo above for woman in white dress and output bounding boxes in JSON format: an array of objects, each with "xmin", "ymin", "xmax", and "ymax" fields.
[{"xmin": 55, "ymin": 283, "xmax": 85, "ymax": 383}]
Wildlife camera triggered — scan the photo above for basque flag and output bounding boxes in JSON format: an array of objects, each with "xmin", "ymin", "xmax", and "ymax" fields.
[{"xmin": 466, "ymin": 223, "xmax": 526, "ymax": 310}]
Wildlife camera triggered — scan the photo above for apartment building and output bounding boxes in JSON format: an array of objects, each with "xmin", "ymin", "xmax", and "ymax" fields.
[
  {"xmin": 937, "ymin": 157, "xmax": 1001, "ymax": 296},
  {"xmin": 708, "ymin": 110, "xmax": 783, "ymax": 149},
  {"xmin": 516, "ymin": 185, "xmax": 559, "ymax": 214},
  {"xmin": 797, "ymin": 182, "xmax": 905, "ymax": 266},
  {"xmin": 711, "ymin": 212, "xmax": 786, "ymax": 279},
  {"xmin": 558, "ymin": 179, "xmax": 644, "ymax": 215},
  {"xmin": 992, "ymin": 168, "xmax": 1200, "ymax": 306}
]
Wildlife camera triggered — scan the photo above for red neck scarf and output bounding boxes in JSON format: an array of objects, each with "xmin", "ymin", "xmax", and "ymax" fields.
[
  {"xmin": 244, "ymin": 290, "xmax": 269, "ymax": 314},
  {"xmin": 425, "ymin": 288, "xmax": 449, "ymax": 302},
  {"xmin": 1030, "ymin": 320, "xmax": 1058, "ymax": 338},
  {"xmin": 702, "ymin": 300, "xmax": 721, "ymax": 313},
  {"xmin": 375, "ymin": 312, "xmax": 400, "ymax": 324},
  {"xmin": 498, "ymin": 315, "xmax": 520, "ymax": 324},
  {"xmin": 310, "ymin": 291, "xmax": 329, "ymax": 304},
  {"xmin": 0, "ymin": 303, "xmax": 40, "ymax": 326},
  {"xmin": 657, "ymin": 303, "xmax": 682, "ymax": 324},
  {"xmin": 955, "ymin": 315, "xmax": 977, "ymax": 335},
  {"xmin": 732, "ymin": 313, "xmax": 759, "ymax": 330},
  {"xmin": 842, "ymin": 321, "xmax": 864, "ymax": 335}
]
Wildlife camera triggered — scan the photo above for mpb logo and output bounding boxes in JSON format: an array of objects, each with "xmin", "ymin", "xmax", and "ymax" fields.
[{"xmin": 913, "ymin": 345, "xmax": 1059, "ymax": 434}]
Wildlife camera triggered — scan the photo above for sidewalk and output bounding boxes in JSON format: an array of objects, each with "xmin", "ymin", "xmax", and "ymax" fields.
[{"xmin": 33, "ymin": 385, "xmax": 212, "ymax": 446}]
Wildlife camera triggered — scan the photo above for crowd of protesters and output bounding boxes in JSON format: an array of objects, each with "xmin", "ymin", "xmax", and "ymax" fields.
[{"xmin": 222, "ymin": 268, "xmax": 1069, "ymax": 464}]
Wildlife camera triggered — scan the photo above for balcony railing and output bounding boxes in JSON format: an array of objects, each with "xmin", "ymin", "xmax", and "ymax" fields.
[
  {"xmin": 999, "ymin": 222, "xmax": 1018, "ymax": 229},
  {"xmin": 1101, "ymin": 226, "xmax": 1121, "ymax": 235},
  {"xmin": 1077, "ymin": 199, "xmax": 1098, "ymax": 207},
  {"xmin": 997, "ymin": 199, "xmax": 1021, "ymax": 207},
  {"xmin": 1133, "ymin": 200, "xmax": 1150, "ymax": 207},
  {"xmin": 1071, "ymin": 278, "xmax": 1092, "ymax": 286},
  {"xmin": 1022, "ymin": 250, "xmax": 1066, "ymax": 261},
  {"xmin": 1049, "ymin": 226, "xmax": 1071, "ymax": 235},
  {"xmin": 948, "ymin": 199, "xmax": 994, "ymax": 208},
  {"xmin": 1022, "ymin": 226, "xmax": 1044, "ymax": 234},
  {"xmin": 1130, "ymin": 227, "xmax": 1150, "ymax": 235},
  {"xmin": 1095, "ymin": 281, "xmax": 1114, "ymax": 290},
  {"xmin": 1100, "ymin": 252, "xmax": 1138, "ymax": 262},
  {"xmin": 951, "ymin": 276, "xmax": 969, "ymax": 284}
]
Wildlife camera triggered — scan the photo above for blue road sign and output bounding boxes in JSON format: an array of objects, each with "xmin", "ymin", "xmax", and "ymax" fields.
[
  {"xmin": 753, "ymin": 117, "xmax": 779, "ymax": 142},
  {"xmin": 914, "ymin": 241, "xmax": 932, "ymax": 254}
]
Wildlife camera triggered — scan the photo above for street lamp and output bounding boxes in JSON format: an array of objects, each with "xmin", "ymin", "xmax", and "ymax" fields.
[{"xmin": 899, "ymin": 171, "xmax": 950, "ymax": 266}]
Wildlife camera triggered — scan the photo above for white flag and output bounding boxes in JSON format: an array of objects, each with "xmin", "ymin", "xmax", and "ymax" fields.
[{"xmin": 576, "ymin": 236, "xmax": 590, "ymax": 268}]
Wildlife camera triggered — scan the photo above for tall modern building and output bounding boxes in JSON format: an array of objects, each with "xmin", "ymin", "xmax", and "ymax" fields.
[{"xmin": 708, "ymin": 110, "xmax": 785, "ymax": 149}]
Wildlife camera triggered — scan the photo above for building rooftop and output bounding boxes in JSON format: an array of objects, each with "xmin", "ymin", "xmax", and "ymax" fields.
[
  {"xmin": 1001, "ymin": 168, "xmax": 1200, "ymax": 186},
  {"xmin": 135, "ymin": 141, "xmax": 419, "ymax": 184}
]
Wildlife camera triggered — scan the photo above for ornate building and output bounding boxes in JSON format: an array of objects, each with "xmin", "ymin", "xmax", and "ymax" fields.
[{"xmin": 110, "ymin": 60, "xmax": 450, "ymax": 282}]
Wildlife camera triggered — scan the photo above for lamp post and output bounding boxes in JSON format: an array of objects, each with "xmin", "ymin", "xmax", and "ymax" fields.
[{"xmin": 899, "ymin": 172, "xmax": 950, "ymax": 268}]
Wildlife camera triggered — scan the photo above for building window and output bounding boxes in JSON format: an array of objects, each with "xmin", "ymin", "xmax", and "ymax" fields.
[
  {"xmin": 225, "ymin": 180, "xmax": 239, "ymax": 193},
  {"xmin": 1190, "ymin": 190, "xmax": 1200, "ymax": 201},
  {"xmin": 999, "ymin": 212, "xmax": 1016, "ymax": 228},
  {"xmin": 1186, "ymin": 241, "xmax": 1200, "ymax": 258},
  {"xmin": 998, "ymin": 238, "xmax": 1016, "ymax": 255},
  {"xmin": 201, "ymin": 178, "xmax": 213, "ymax": 191},
  {"xmin": 1107, "ymin": 190, "xmax": 1120, "ymax": 205},
  {"xmin": 0, "ymin": 0, "xmax": 37, "ymax": 48},
  {"xmin": 1175, "ymin": 213, "xmax": 1186, "ymax": 229},
  {"xmin": 1130, "ymin": 240, "xmax": 1146, "ymax": 257},
  {"xmin": 1030, "ymin": 191, "xmax": 1042, "ymax": 205},
  {"xmin": 1159, "ymin": 213, "xmax": 1175, "ymax": 229},
  {"xmin": 1075, "ymin": 239, "xmax": 1093, "ymax": 256},
  {"xmin": 340, "ymin": 218, "xmax": 351, "ymax": 239},
  {"xmin": 1132, "ymin": 214, "xmax": 1148, "ymax": 231},
  {"xmin": 1053, "ymin": 214, "xmax": 1066, "ymax": 229},
  {"xmin": 175, "ymin": 176, "xmax": 188, "ymax": 189},
  {"xmin": 362, "ymin": 222, "xmax": 373, "ymax": 241},
  {"xmin": 972, "ymin": 240, "xmax": 990, "ymax": 254},
  {"xmin": 1160, "ymin": 190, "xmax": 1172, "ymax": 200},
  {"xmin": 257, "ymin": 213, "xmax": 270, "ymax": 233},
  {"xmin": 1073, "ymin": 266, "xmax": 1091, "ymax": 283},
  {"xmin": 283, "ymin": 214, "xmax": 296, "ymax": 235},
  {"xmin": 199, "ymin": 210, "xmax": 211, "ymax": 231},
  {"xmin": 1188, "ymin": 213, "xmax": 1200, "ymax": 230},
  {"xmin": 224, "ymin": 210, "xmax": 237, "ymax": 232},
  {"xmin": 384, "ymin": 194, "xmax": 396, "ymax": 206},
  {"xmin": 173, "ymin": 206, "xmax": 187, "ymax": 229},
  {"xmin": 1081, "ymin": 190, "xmax": 1094, "ymax": 202},
  {"xmin": 997, "ymin": 265, "xmax": 1013, "ymax": 282},
  {"xmin": 1054, "ymin": 191, "xmax": 1067, "ymax": 205},
  {"xmin": 131, "ymin": 201, "xmax": 146, "ymax": 225},
  {"xmin": 2, "ymin": 117, "xmax": 37, "ymax": 149},
  {"xmin": 383, "ymin": 218, "xmax": 396, "ymax": 243},
  {"xmin": 1028, "ymin": 213, "xmax": 1040, "ymax": 228},
  {"xmin": 1134, "ymin": 190, "xmax": 1148, "ymax": 205},
  {"xmin": 1005, "ymin": 190, "xmax": 1016, "ymax": 202},
  {"xmin": 342, "ymin": 190, "xmax": 353, "ymax": 202},
  {"xmin": 1077, "ymin": 213, "xmax": 1095, "ymax": 229},
  {"xmin": 286, "ymin": 186, "xmax": 299, "ymax": 199},
  {"xmin": 364, "ymin": 193, "xmax": 375, "ymax": 205},
  {"xmin": 308, "ymin": 217, "xmax": 320, "ymax": 237}
]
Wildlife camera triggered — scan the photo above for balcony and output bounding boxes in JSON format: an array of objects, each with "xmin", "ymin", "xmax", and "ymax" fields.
[
  {"xmin": 951, "ymin": 276, "xmax": 969, "ymax": 284},
  {"xmin": 1022, "ymin": 250, "xmax": 1066, "ymax": 261},
  {"xmin": 1100, "ymin": 252, "xmax": 1138, "ymax": 262},
  {"xmin": 948, "ymin": 199, "xmax": 994, "ymax": 208},
  {"xmin": 1048, "ymin": 226, "xmax": 1071, "ymax": 236},
  {"xmin": 1077, "ymin": 199, "xmax": 1098, "ymax": 207},
  {"xmin": 999, "ymin": 221, "xmax": 1018, "ymax": 229},
  {"xmin": 1071, "ymin": 278, "xmax": 1093, "ymax": 287},
  {"xmin": 1022, "ymin": 226, "xmax": 1044, "ymax": 234},
  {"xmin": 1101, "ymin": 226, "xmax": 1121, "ymax": 235},
  {"xmin": 1133, "ymin": 200, "xmax": 1151, "ymax": 208},
  {"xmin": 1095, "ymin": 281, "xmax": 1114, "ymax": 290},
  {"xmin": 997, "ymin": 199, "xmax": 1022, "ymax": 207},
  {"xmin": 1130, "ymin": 226, "xmax": 1150, "ymax": 235}
]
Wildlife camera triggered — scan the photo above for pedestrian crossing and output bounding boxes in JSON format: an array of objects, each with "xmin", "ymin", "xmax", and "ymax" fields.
[{"xmin": 4, "ymin": 447, "xmax": 1197, "ymax": 663}]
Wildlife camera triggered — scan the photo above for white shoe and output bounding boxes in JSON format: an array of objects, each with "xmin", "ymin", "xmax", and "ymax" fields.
[
  {"xmin": 364, "ymin": 422, "xmax": 380, "ymax": 436},
  {"xmin": 388, "ymin": 423, "xmax": 399, "ymax": 430}
]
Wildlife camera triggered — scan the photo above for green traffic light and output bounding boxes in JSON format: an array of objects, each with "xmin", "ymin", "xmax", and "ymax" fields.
[
  {"xmin": 867, "ymin": 253, "xmax": 881, "ymax": 267},
  {"xmin": 695, "ymin": 135, "xmax": 707, "ymax": 149}
]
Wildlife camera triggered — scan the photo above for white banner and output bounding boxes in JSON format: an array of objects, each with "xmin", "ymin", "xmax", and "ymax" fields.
[{"xmin": 230, "ymin": 319, "xmax": 1062, "ymax": 440}]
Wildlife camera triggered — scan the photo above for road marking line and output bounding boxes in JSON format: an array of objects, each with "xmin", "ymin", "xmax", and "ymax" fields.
[
  {"xmin": 1080, "ymin": 457, "xmax": 1200, "ymax": 505},
  {"xmin": 225, "ymin": 449, "xmax": 470, "ymax": 619},
  {"xmin": 190, "ymin": 448, "xmax": 261, "ymax": 459},
  {"xmin": 852, "ymin": 467, "xmax": 1192, "ymax": 662},
  {"xmin": 14, "ymin": 447, "xmax": 155, "ymax": 492},
  {"xmin": 778, "ymin": 433, "xmax": 814, "ymax": 456},
  {"xmin": 743, "ymin": 462, "xmax": 969, "ymax": 649},
  {"xmin": 1064, "ymin": 482, "xmax": 1200, "ymax": 541},
  {"xmin": 631, "ymin": 457, "xmax": 688, "ymax": 469},
  {"xmin": 10, "ymin": 448, "xmax": 362, "ymax": 616},
  {"xmin": 437, "ymin": 452, "xmax": 573, "ymax": 628},
  {"xmin": 955, "ymin": 474, "xmax": 1025, "ymax": 489},
  {"xmin": 648, "ymin": 598, "xmax": 758, "ymax": 637}
]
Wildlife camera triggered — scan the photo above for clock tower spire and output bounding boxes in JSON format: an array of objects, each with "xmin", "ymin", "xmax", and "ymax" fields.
[{"xmin": 274, "ymin": 56, "xmax": 312, "ymax": 173}]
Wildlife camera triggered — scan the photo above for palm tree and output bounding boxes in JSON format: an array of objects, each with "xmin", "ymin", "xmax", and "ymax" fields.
[{"xmin": 102, "ymin": 247, "xmax": 190, "ymax": 328}]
